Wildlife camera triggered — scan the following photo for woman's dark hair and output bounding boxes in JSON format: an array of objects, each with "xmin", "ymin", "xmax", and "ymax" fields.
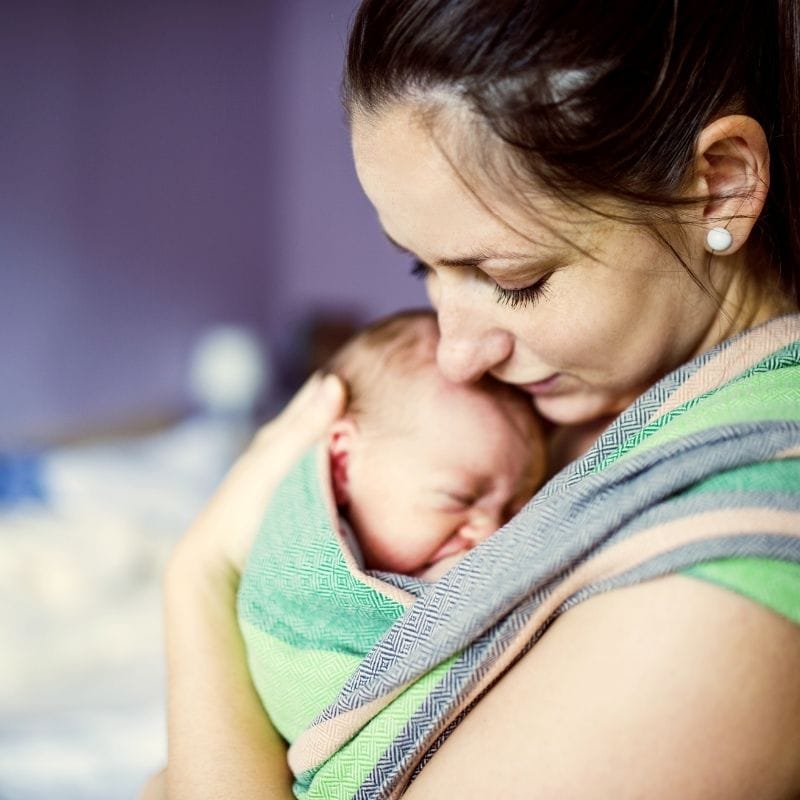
[{"xmin": 344, "ymin": 0, "xmax": 800, "ymax": 304}]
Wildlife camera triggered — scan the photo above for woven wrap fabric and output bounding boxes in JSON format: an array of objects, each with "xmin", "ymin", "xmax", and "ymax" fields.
[{"xmin": 238, "ymin": 314, "xmax": 800, "ymax": 799}]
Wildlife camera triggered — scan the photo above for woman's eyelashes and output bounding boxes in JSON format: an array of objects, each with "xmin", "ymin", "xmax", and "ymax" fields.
[
  {"xmin": 493, "ymin": 273, "xmax": 553, "ymax": 309},
  {"xmin": 410, "ymin": 259, "xmax": 430, "ymax": 280},
  {"xmin": 410, "ymin": 259, "xmax": 553, "ymax": 309}
]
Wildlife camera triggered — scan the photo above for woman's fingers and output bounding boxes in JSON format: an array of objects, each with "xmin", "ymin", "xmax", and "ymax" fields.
[
  {"xmin": 255, "ymin": 372, "xmax": 347, "ymax": 454},
  {"xmin": 249, "ymin": 372, "xmax": 346, "ymax": 483},
  {"xmin": 176, "ymin": 371, "xmax": 347, "ymax": 577},
  {"xmin": 285, "ymin": 371, "xmax": 347, "ymax": 425}
]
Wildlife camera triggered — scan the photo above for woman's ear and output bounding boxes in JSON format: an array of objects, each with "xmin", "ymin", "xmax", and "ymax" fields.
[
  {"xmin": 329, "ymin": 418, "xmax": 359, "ymax": 506},
  {"xmin": 691, "ymin": 115, "xmax": 770, "ymax": 255}
]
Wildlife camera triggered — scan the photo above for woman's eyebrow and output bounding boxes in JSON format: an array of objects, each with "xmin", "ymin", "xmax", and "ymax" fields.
[{"xmin": 383, "ymin": 231, "xmax": 539, "ymax": 267}]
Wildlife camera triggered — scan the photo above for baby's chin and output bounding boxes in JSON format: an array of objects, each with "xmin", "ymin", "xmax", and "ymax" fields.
[{"xmin": 412, "ymin": 552, "xmax": 467, "ymax": 582}]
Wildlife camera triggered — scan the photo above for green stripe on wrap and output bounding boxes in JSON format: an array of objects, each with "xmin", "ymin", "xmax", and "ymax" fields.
[
  {"xmin": 238, "ymin": 445, "xmax": 410, "ymax": 757},
  {"xmin": 238, "ymin": 447, "xmax": 406, "ymax": 654},
  {"xmin": 685, "ymin": 559, "xmax": 800, "ymax": 623},
  {"xmin": 295, "ymin": 657, "xmax": 456, "ymax": 800},
  {"xmin": 607, "ymin": 344, "xmax": 800, "ymax": 467},
  {"xmin": 240, "ymin": 621, "xmax": 362, "ymax": 743}
]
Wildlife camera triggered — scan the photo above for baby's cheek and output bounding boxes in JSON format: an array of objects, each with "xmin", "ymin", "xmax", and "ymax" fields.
[
  {"xmin": 364, "ymin": 508, "xmax": 460, "ymax": 574},
  {"xmin": 364, "ymin": 526, "xmax": 441, "ymax": 574},
  {"xmin": 413, "ymin": 551, "xmax": 466, "ymax": 581}
]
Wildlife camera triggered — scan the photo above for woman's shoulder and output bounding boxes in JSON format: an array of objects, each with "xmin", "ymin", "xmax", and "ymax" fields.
[
  {"xmin": 406, "ymin": 573, "xmax": 800, "ymax": 799},
  {"xmin": 686, "ymin": 555, "xmax": 800, "ymax": 625}
]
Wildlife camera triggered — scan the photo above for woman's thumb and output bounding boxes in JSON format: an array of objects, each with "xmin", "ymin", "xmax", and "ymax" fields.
[{"xmin": 315, "ymin": 373, "xmax": 347, "ymax": 426}]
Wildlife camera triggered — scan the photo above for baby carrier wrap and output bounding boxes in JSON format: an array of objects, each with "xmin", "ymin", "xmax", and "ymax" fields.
[{"xmin": 238, "ymin": 314, "xmax": 800, "ymax": 799}]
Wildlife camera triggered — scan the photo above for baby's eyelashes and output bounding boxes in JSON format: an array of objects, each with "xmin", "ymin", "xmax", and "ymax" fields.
[
  {"xmin": 446, "ymin": 491, "xmax": 477, "ymax": 507},
  {"xmin": 438, "ymin": 490, "xmax": 521, "ymax": 528},
  {"xmin": 434, "ymin": 488, "xmax": 478, "ymax": 511}
]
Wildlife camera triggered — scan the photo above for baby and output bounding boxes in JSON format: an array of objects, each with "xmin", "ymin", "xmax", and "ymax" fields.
[
  {"xmin": 325, "ymin": 309, "xmax": 546, "ymax": 580},
  {"xmin": 237, "ymin": 309, "xmax": 546, "ymax": 753}
]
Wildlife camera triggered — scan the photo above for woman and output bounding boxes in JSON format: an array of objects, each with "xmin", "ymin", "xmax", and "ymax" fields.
[{"xmin": 150, "ymin": 1, "xmax": 800, "ymax": 797}]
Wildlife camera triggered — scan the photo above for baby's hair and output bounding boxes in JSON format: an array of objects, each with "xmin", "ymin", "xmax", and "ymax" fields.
[
  {"xmin": 325, "ymin": 308, "xmax": 540, "ymax": 440},
  {"xmin": 325, "ymin": 309, "xmax": 440, "ymax": 427}
]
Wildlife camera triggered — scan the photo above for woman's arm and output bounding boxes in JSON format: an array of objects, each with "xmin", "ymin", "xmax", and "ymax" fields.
[
  {"xmin": 164, "ymin": 544, "xmax": 293, "ymax": 798},
  {"xmin": 161, "ymin": 373, "xmax": 346, "ymax": 799},
  {"xmin": 405, "ymin": 574, "xmax": 800, "ymax": 799}
]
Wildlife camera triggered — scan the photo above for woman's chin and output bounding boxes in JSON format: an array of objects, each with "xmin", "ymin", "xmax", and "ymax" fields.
[{"xmin": 532, "ymin": 390, "xmax": 626, "ymax": 428}]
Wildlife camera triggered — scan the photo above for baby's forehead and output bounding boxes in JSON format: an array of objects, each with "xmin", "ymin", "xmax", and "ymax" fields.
[
  {"xmin": 342, "ymin": 314, "xmax": 536, "ymax": 436},
  {"xmin": 344, "ymin": 317, "xmax": 437, "ymax": 382},
  {"xmin": 409, "ymin": 373, "xmax": 536, "ymax": 442}
]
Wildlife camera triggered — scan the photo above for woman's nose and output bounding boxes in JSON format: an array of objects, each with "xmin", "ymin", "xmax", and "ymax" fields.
[{"xmin": 435, "ymin": 296, "xmax": 513, "ymax": 384}]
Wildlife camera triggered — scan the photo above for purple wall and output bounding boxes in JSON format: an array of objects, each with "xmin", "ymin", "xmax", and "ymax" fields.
[{"xmin": 0, "ymin": 1, "xmax": 424, "ymax": 445}]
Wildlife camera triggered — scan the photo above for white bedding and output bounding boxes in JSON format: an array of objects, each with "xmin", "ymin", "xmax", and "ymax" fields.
[{"xmin": 0, "ymin": 418, "xmax": 247, "ymax": 799}]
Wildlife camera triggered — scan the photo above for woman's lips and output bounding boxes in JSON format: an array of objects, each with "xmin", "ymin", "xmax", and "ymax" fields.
[{"xmin": 519, "ymin": 373, "xmax": 562, "ymax": 395}]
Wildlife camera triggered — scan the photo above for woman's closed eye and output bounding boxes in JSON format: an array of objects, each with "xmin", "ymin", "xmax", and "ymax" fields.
[
  {"xmin": 410, "ymin": 259, "xmax": 553, "ymax": 310},
  {"xmin": 493, "ymin": 273, "xmax": 553, "ymax": 309}
]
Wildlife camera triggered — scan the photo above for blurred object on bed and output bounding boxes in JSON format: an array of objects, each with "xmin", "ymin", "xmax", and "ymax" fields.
[
  {"xmin": 0, "ymin": 304, "xmax": 367, "ymax": 798},
  {"xmin": 188, "ymin": 324, "xmax": 271, "ymax": 418}
]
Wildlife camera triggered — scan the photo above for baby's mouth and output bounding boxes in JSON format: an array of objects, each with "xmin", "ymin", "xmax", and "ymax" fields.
[
  {"xmin": 412, "ymin": 552, "xmax": 468, "ymax": 581},
  {"xmin": 426, "ymin": 533, "xmax": 472, "ymax": 565}
]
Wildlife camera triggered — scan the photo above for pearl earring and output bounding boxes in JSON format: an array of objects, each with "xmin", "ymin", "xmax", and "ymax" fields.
[{"xmin": 706, "ymin": 227, "xmax": 733, "ymax": 253}]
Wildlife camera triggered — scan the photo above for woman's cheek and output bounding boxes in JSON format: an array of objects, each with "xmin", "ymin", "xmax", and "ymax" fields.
[{"xmin": 522, "ymin": 298, "xmax": 598, "ymax": 369}]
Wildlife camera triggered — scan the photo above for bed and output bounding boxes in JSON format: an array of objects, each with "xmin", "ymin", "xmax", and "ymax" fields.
[{"xmin": 0, "ymin": 417, "xmax": 248, "ymax": 799}]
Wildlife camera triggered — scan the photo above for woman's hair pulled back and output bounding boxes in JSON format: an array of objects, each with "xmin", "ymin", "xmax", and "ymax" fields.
[{"xmin": 345, "ymin": 0, "xmax": 800, "ymax": 303}]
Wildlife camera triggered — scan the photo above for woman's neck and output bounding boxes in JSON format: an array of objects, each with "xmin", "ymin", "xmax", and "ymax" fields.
[
  {"xmin": 543, "ymin": 248, "xmax": 797, "ymax": 478},
  {"xmin": 544, "ymin": 414, "xmax": 618, "ymax": 476},
  {"xmin": 694, "ymin": 248, "xmax": 798, "ymax": 358}
]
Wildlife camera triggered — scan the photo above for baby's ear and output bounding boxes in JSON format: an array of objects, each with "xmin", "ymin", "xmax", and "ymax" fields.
[{"xmin": 328, "ymin": 418, "xmax": 358, "ymax": 506}]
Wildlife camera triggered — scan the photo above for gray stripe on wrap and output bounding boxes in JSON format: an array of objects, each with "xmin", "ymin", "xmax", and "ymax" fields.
[
  {"xmin": 318, "ymin": 420, "xmax": 800, "ymax": 722},
  {"xmin": 382, "ymin": 533, "xmax": 800, "ymax": 797}
]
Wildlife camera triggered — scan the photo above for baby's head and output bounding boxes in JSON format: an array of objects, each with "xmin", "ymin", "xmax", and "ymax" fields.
[{"xmin": 326, "ymin": 310, "xmax": 546, "ymax": 579}]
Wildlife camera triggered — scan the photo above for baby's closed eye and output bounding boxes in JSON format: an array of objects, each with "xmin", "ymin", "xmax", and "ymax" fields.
[{"xmin": 446, "ymin": 491, "xmax": 476, "ymax": 507}]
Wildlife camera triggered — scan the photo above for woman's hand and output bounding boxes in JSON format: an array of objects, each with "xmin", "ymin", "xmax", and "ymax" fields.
[
  {"xmin": 172, "ymin": 371, "xmax": 347, "ymax": 579},
  {"xmin": 161, "ymin": 371, "xmax": 346, "ymax": 800}
]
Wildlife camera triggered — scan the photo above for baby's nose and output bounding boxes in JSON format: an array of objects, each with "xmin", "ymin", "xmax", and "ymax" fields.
[{"xmin": 460, "ymin": 511, "xmax": 502, "ymax": 545}]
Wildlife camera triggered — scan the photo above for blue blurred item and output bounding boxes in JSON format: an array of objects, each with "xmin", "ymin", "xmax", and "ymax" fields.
[
  {"xmin": 0, "ymin": 453, "xmax": 46, "ymax": 505},
  {"xmin": 0, "ymin": 414, "xmax": 252, "ymax": 800}
]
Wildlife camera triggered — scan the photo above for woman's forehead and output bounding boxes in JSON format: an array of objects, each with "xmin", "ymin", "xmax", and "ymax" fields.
[{"xmin": 352, "ymin": 103, "xmax": 596, "ymax": 259}]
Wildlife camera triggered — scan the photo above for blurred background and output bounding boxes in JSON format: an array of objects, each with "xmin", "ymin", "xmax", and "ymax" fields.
[
  {"xmin": 1, "ymin": 0, "xmax": 425, "ymax": 444},
  {"xmin": 0, "ymin": 1, "xmax": 425, "ymax": 797}
]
